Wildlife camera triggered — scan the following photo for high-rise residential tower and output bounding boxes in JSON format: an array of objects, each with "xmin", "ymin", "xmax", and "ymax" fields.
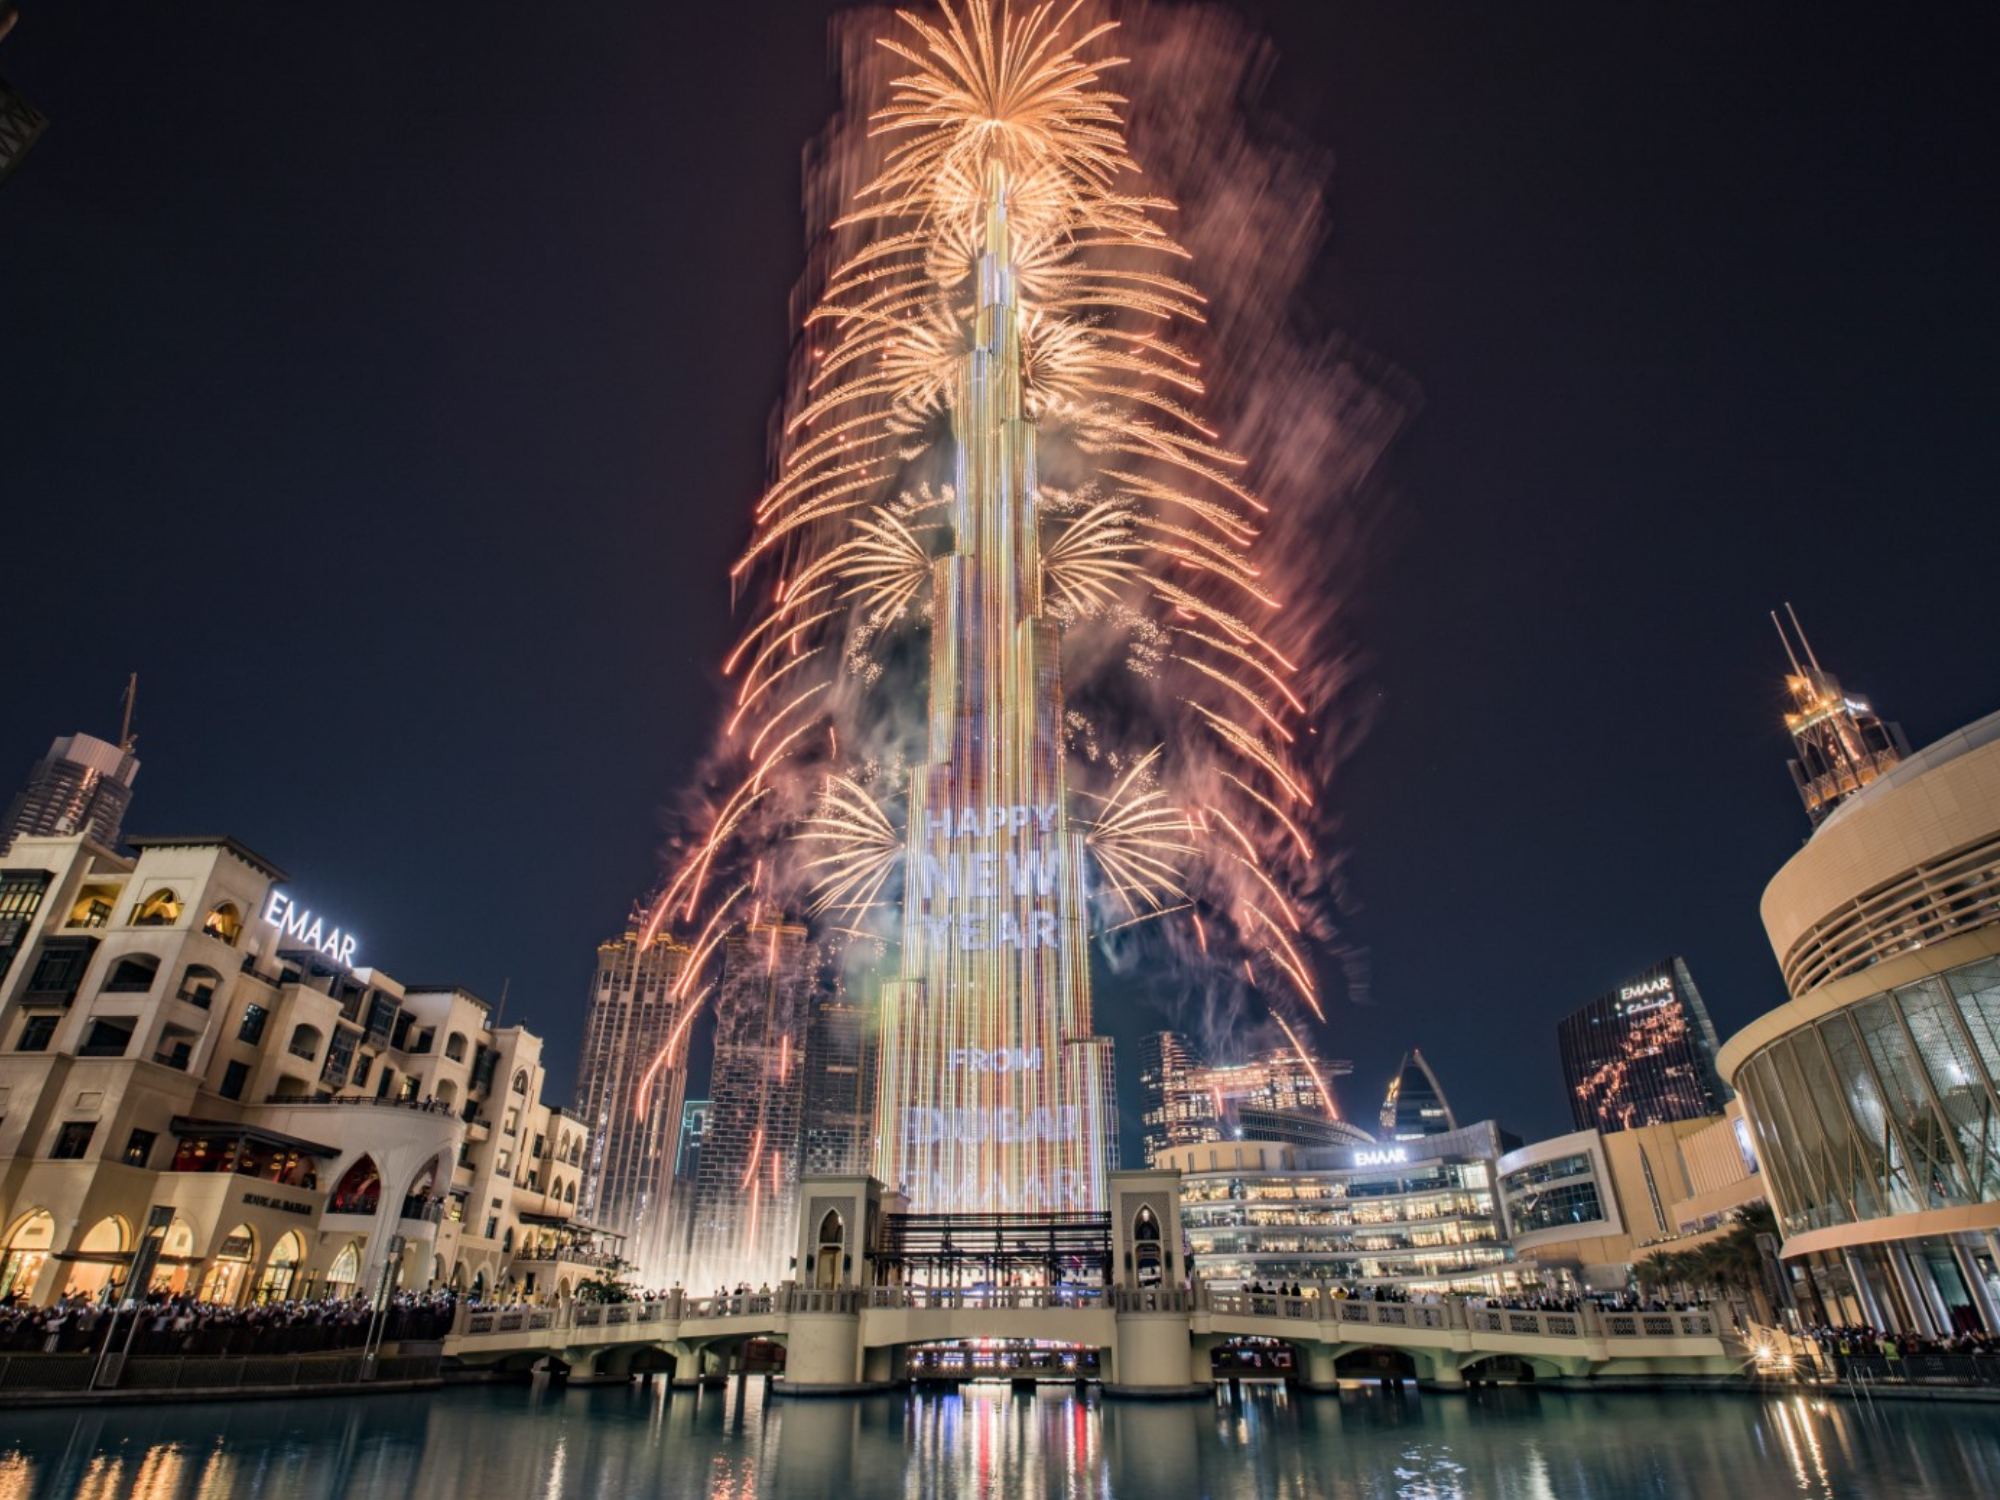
[
  {"xmin": 872, "ymin": 173, "xmax": 1119, "ymax": 1215},
  {"xmin": 802, "ymin": 975, "xmax": 876, "ymax": 1177},
  {"xmin": 1558, "ymin": 957, "xmax": 1730, "ymax": 1134},
  {"xmin": 1380, "ymin": 1049, "xmax": 1458, "ymax": 1141},
  {"xmin": 683, "ymin": 922, "xmax": 812, "ymax": 1289},
  {"xmin": 3, "ymin": 731, "xmax": 139, "ymax": 856},
  {"xmin": 573, "ymin": 932, "xmax": 693, "ymax": 1277}
]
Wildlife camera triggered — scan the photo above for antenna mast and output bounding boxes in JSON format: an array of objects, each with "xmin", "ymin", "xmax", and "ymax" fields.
[{"xmin": 118, "ymin": 672, "xmax": 139, "ymax": 752}]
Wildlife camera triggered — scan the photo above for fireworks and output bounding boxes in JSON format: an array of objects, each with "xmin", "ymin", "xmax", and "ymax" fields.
[{"xmin": 649, "ymin": 0, "xmax": 1401, "ymax": 1085}]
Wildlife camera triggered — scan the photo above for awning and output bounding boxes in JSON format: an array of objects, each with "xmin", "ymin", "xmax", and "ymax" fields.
[{"xmin": 168, "ymin": 1116, "xmax": 340, "ymax": 1158}]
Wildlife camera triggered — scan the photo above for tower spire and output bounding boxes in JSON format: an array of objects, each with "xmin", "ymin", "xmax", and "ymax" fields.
[
  {"xmin": 1774, "ymin": 608, "xmax": 1908, "ymax": 828},
  {"xmin": 117, "ymin": 671, "xmax": 138, "ymax": 753}
]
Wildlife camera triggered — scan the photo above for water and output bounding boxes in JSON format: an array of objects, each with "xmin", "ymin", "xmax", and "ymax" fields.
[{"xmin": 2, "ymin": 1380, "xmax": 1996, "ymax": 1500}]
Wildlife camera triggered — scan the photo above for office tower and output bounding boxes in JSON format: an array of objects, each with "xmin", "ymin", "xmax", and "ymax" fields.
[
  {"xmin": 683, "ymin": 922, "xmax": 812, "ymax": 1288},
  {"xmin": 1380, "ymin": 1049, "xmax": 1458, "ymax": 1141},
  {"xmin": 3, "ymin": 732, "xmax": 139, "ymax": 856},
  {"xmin": 1773, "ymin": 605, "xmax": 1907, "ymax": 828},
  {"xmin": 572, "ymin": 932, "xmax": 693, "ymax": 1277},
  {"xmin": 1559, "ymin": 957, "xmax": 1730, "ymax": 1134},
  {"xmin": 802, "ymin": 973, "xmax": 877, "ymax": 1177}
]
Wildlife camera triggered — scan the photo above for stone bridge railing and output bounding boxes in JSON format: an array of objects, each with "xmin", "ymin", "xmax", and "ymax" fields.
[{"xmin": 450, "ymin": 1288, "xmax": 1717, "ymax": 1347}]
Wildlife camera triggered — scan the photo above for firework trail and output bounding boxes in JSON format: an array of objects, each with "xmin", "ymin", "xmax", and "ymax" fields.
[{"xmin": 648, "ymin": 0, "xmax": 1415, "ymax": 1074}]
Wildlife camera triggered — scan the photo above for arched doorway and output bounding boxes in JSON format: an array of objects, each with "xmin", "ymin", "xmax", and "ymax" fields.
[
  {"xmin": 325, "ymin": 1242, "xmax": 363, "ymax": 1299},
  {"xmin": 257, "ymin": 1231, "xmax": 306, "ymax": 1303},
  {"xmin": 330, "ymin": 1156, "xmax": 381, "ymax": 1215},
  {"xmin": 199, "ymin": 1224, "xmax": 257, "ymax": 1305},
  {"xmin": 815, "ymin": 1210, "xmax": 845, "ymax": 1289},
  {"xmin": 0, "ymin": 1211, "xmax": 55, "ymax": 1303},
  {"xmin": 150, "ymin": 1218, "xmax": 197, "ymax": 1295},
  {"xmin": 63, "ymin": 1216, "xmax": 130, "ymax": 1301}
]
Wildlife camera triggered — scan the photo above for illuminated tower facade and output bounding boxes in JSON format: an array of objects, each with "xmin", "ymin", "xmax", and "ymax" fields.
[
  {"xmin": 1773, "ymin": 605, "xmax": 1907, "ymax": 828},
  {"xmin": 684, "ymin": 922, "xmax": 811, "ymax": 1287},
  {"xmin": 2, "ymin": 732, "xmax": 139, "ymax": 856},
  {"xmin": 573, "ymin": 932, "xmax": 691, "ymax": 1276},
  {"xmin": 873, "ymin": 172, "xmax": 1119, "ymax": 1213},
  {"xmin": 1558, "ymin": 957, "xmax": 1730, "ymax": 1134},
  {"xmin": 1380, "ymin": 1049, "xmax": 1457, "ymax": 1141}
]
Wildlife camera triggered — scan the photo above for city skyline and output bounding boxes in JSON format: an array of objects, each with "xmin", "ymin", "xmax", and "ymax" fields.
[{"xmin": 1, "ymin": 1, "xmax": 1996, "ymax": 1143}]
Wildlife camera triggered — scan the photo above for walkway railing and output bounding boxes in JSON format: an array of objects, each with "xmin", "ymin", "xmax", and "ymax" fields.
[{"xmin": 446, "ymin": 1287, "xmax": 1720, "ymax": 1345}]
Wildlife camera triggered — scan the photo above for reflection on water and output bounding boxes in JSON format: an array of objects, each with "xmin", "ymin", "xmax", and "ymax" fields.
[{"xmin": 0, "ymin": 1379, "xmax": 1996, "ymax": 1500}]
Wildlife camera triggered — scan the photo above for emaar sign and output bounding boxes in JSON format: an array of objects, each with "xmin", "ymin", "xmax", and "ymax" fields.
[{"xmin": 261, "ymin": 891, "xmax": 357, "ymax": 968}]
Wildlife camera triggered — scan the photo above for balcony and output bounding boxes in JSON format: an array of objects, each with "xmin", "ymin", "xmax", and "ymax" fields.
[
  {"xmin": 325, "ymin": 1193, "xmax": 380, "ymax": 1218},
  {"xmin": 400, "ymin": 1195, "xmax": 445, "ymax": 1224}
]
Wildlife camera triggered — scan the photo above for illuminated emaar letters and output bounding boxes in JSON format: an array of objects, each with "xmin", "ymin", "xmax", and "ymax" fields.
[{"xmin": 261, "ymin": 891, "xmax": 357, "ymax": 968}]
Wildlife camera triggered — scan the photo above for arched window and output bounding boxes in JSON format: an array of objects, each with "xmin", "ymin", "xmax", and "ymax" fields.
[
  {"xmin": 257, "ymin": 1230, "xmax": 305, "ymax": 1303},
  {"xmin": 814, "ymin": 1209, "xmax": 845, "ymax": 1290},
  {"xmin": 130, "ymin": 889, "xmax": 183, "ymax": 927},
  {"xmin": 1133, "ymin": 1207, "xmax": 1164, "ymax": 1288},
  {"xmin": 199, "ymin": 1224, "xmax": 256, "ymax": 1305},
  {"xmin": 103, "ymin": 955, "xmax": 160, "ymax": 992},
  {"xmin": 0, "ymin": 1211, "xmax": 55, "ymax": 1303},
  {"xmin": 201, "ymin": 903, "xmax": 244, "ymax": 945},
  {"xmin": 510, "ymin": 1069, "xmax": 529, "ymax": 1096},
  {"xmin": 330, "ymin": 1156, "xmax": 381, "ymax": 1216},
  {"xmin": 565, "ymin": 1181, "xmax": 576, "ymax": 1205},
  {"xmin": 287, "ymin": 1024, "xmax": 323, "ymax": 1062},
  {"xmin": 445, "ymin": 1032, "xmax": 469, "ymax": 1062},
  {"xmin": 326, "ymin": 1242, "xmax": 362, "ymax": 1296},
  {"xmin": 66, "ymin": 886, "xmax": 118, "ymax": 929},
  {"xmin": 176, "ymin": 963, "xmax": 221, "ymax": 1009}
]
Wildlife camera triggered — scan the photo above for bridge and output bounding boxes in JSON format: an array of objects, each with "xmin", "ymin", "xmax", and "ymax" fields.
[{"xmin": 441, "ymin": 1286, "xmax": 1738, "ymax": 1395}]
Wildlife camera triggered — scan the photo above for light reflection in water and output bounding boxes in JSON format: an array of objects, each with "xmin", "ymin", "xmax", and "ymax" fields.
[{"xmin": 0, "ymin": 1381, "xmax": 1994, "ymax": 1498}]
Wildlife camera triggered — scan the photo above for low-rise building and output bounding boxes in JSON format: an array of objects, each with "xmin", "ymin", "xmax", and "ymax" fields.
[
  {"xmin": 1163, "ymin": 1122, "xmax": 1514, "ymax": 1293},
  {"xmin": 0, "ymin": 832, "xmax": 597, "ymax": 1308},
  {"xmin": 1497, "ymin": 1109, "xmax": 1764, "ymax": 1291}
]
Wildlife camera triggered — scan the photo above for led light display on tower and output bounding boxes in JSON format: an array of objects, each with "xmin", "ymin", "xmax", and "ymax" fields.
[{"xmin": 872, "ymin": 176, "xmax": 1117, "ymax": 1214}]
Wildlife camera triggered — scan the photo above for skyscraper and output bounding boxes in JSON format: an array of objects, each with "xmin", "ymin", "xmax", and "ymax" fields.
[
  {"xmin": 572, "ymin": 932, "xmax": 693, "ymax": 1277},
  {"xmin": 871, "ymin": 173, "xmax": 1118, "ymax": 1214},
  {"xmin": 1558, "ymin": 957, "xmax": 1730, "ymax": 1134},
  {"xmin": 683, "ymin": 922, "xmax": 812, "ymax": 1289},
  {"xmin": 1138, "ymin": 1031, "xmax": 1208, "ymax": 1167},
  {"xmin": 802, "ymin": 975, "xmax": 877, "ymax": 1177},
  {"xmin": 1379, "ymin": 1049, "xmax": 1458, "ymax": 1141},
  {"xmin": 2, "ymin": 731, "xmax": 139, "ymax": 856},
  {"xmin": 1773, "ymin": 605, "xmax": 1907, "ymax": 828},
  {"xmin": 1136, "ymin": 1029, "xmax": 1352, "ymax": 1164}
]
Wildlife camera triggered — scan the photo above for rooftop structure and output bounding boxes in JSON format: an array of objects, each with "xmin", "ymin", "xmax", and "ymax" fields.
[
  {"xmin": 1379, "ymin": 1048, "xmax": 1457, "ymax": 1141},
  {"xmin": 1773, "ymin": 605, "xmax": 1908, "ymax": 829}
]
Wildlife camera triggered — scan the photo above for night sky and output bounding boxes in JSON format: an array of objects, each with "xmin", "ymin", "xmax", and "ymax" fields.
[{"xmin": 3, "ymin": 2, "xmax": 1995, "ymax": 1149}]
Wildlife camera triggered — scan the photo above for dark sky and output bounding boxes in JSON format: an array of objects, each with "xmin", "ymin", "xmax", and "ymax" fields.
[{"xmin": 3, "ymin": 2, "xmax": 1995, "ymax": 1148}]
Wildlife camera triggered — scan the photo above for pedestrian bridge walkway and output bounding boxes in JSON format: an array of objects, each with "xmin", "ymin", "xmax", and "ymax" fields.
[{"xmin": 441, "ymin": 1287, "xmax": 1737, "ymax": 1394}]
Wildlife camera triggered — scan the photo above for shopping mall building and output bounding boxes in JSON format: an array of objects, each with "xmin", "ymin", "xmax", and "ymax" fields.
[
  {"xmin": 0, "ymin": 832, "xmax": 599, "ymax": 1308},
  {"xmin": 1719, "ymin": 708, "xmax": 2000, "ymax": 1334},
  {"xmin": 1159, "ymin": 1123, "xmax": 1516, "ymax": 1292}
]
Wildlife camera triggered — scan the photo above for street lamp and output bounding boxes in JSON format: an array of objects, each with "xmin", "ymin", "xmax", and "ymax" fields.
[{"xmin": 360, "ymin": 1233, "xmax": 407, "ymax": 1381}]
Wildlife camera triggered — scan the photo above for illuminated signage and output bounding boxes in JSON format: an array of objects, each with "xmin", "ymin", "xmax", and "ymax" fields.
[
  {"xmin": 948, "ymin": 1047, "xmax": 1042, "ymax": 1073},
  {"xmin": 1619, "ymin": 974, "xmax": 1675, "ymax": 1013},
  {"xmin": 1354, "ymin": 1147, "xmax": 1408, "ymax": 1167},
  {"xmin": 261, "ymin": 891, "xmax": 357, "ymax": 968}
]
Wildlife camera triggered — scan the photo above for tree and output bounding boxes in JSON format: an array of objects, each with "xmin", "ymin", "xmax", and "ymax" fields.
[{"xmin": 575, "ymin": 1260, "xmax": 638, "ymax": 1304}]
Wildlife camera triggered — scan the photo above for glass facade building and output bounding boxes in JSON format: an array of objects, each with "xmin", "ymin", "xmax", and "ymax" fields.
[
  {"xmin": 1380, "ymin": 1049, "xmax": 1458, "ymax": 1141},
  {"xmin": 1164, "ymin": 1123, "xmax": 1514, "ymax": 1292},
  {"xmin": 1559, "ymin": 957, "xmax": 1730, "ymax": 1133},
  {"xmin": 1723, "ymin": 703, "xmax": 2000, "ymax": 1338},
  {"xmin": 1734, "ymin": 955, "xmax": 2000, "ymax": 1237}
]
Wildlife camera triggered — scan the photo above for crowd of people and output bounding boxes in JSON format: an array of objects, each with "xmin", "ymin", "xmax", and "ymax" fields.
[
  {"xmin": 1808, "ymin": 1324, "xmax": 2000, "ymax": 1365},
  {"xmin": 0, "ymin": 1290, "xmax": 459, "ymax": 1357}
]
